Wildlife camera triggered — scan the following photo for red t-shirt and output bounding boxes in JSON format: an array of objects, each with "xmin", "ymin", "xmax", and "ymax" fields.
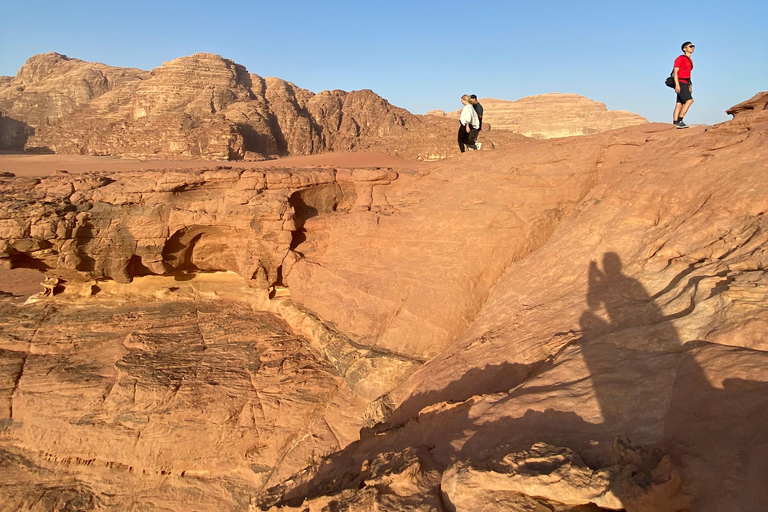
[{"xmin": 674, "ymin": 55, "xmax": 693, "ymax": 80}]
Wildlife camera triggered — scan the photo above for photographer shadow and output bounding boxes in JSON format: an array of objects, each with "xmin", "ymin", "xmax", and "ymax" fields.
[
  {"xmin": 260, "ymin": 252, "xmax": 768, "ymax": 511},
  {"xmin": 573, "ymin": 253, "xmax": 767, "ymax": 510}
]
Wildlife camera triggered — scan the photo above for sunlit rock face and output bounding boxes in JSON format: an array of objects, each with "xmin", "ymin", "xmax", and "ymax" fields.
[
  {"xmin": 0, "ymin": 52, "xmax": 149, "ymax": 129},
  {"xmin": 261, "ymin": 106, "xmax": 768, "ymax": 512},
  {"xmin": 0, "ymin": 167, "xmax": 338, "ymax": 287},
  {"xmin": 0, "ymin": 98, "xmax": 767, "ymax": 512},
  {"xmin": 0, "ymin": 284, "xmax": 368, "ymax": 509},
  {"xmin": 0, "ymin": 52, "xmax": 523, "ymax": 160},
  {"xmin": 726, "ymin": 90, "xmax": 768, "ymax": 118}
]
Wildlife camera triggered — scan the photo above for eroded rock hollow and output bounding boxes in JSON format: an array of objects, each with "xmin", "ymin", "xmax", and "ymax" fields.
[{"xmin": 1, "ymin": 94, "xmax": 767, "ymax": 511}]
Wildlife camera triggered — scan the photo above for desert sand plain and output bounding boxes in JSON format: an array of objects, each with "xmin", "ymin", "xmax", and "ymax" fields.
[
  {"xmin": 0, "ymin": 152, "xmax": 426, "ymax": 178},
  {"xmin": 2, "ymin": 50, "xmax": 768, "ymax": 512}
]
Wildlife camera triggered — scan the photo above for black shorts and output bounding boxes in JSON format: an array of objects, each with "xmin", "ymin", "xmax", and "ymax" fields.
[{"xmin": 676, "ymin": 80, "xmax": 692, "ymax": 103}]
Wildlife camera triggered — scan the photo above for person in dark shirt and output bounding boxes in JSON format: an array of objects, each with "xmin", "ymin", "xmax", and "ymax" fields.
[
  {"xmin": 673, "ymin": 42, "xmax": 695, "ymax": 129},
  {"xmin": 469, "ymin": 95, "xmax": 484, "ymax": 149}
]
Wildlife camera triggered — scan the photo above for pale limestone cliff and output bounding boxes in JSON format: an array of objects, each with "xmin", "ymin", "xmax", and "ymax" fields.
[{"xmin": 432, "ymin": 93, "xmax": 648, "ymax": 138}]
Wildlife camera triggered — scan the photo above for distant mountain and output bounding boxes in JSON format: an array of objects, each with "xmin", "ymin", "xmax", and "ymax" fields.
[
  {"xmin": 427, "ymin": 93, "xmax": 647, "ymax": 139},
  {"xmin": 0, "ymin": 52, "xmax": 523, "ymax": 160}
]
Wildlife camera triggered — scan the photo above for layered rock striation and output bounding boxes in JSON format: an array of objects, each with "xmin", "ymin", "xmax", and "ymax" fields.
[
  {"xmin": 0, "ymin": 53, "xmax": 148, "ymax": 152},
  {"xmin": 0, "ymin": 53, "xmax": 523, "ymax": 160},
  {"xmin": 0, "ymin": 166, "xmax": 325, "ymax": 286},
  {"xmin": 429, "ymin": 93, "xmax": 648, "ymax": 138},
  {"xmin": 1, "ymin": 100, "xmax": 767, "ymax": 511},
  {"xmin": 726, "ymin": 90, "xmax": 768, "ymax": 118},
  {"xmin": 0, "ymin": 165, "xmax": 424, "ymax": 406},
  {"xmin": 0, "ymin": 53, "xmax": 149, "ymax": 130},
  {"xmin": 262, "ymin": 107, "xmax": 768, "ymax": 511}
]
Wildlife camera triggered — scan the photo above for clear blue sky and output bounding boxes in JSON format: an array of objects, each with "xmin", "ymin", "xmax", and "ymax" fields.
[{"xmin": 1, "ymin": 0, "xmax": 766, "ymax": 125}]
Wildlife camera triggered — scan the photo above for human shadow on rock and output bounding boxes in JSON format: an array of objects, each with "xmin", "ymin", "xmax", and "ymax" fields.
[
  {"xmin": 575, "ymin": 252, "xmax": 768, "ymax": 511},
  {"xmin": 386, "ymin": 360, "xmax": 545, "ymax": 428},
  {"xmin": 259, "ymin": 252, "xmax": 768, "ymax": 511}
]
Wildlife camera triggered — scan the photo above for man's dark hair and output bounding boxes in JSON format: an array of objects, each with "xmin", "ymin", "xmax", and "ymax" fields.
[{"xmin": 470, "ymin": 94, "xmax": 477, "ymax": 100}]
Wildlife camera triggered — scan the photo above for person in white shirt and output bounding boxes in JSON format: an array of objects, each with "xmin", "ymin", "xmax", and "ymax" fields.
[{"xmin": 458, "ymin": 94, "xmax": 480, "ymax": 152}]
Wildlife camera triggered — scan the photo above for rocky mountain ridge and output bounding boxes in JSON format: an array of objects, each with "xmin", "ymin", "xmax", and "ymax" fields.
[{"xmin": 0, "ymin": 52, "xmax": 523, "ymax": 160}]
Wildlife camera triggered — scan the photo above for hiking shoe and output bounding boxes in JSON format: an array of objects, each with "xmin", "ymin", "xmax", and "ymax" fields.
[
  {"xmin": 476, "ymin": 142, "xmax": 482, "ymax": 149},
  {"xmin": 676, "ymin": 121, "xmax": 689, "ymax": 129}
]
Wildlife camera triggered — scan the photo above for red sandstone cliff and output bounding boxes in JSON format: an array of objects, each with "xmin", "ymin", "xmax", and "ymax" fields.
[{"xmin": 1, "ymin": 95, "xmax": 766, "ymax": 511}]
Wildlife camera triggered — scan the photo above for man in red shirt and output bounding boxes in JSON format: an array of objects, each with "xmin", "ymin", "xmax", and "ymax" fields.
[{"xmin": 673, "ymin": 42, "xmax": 695, "ymax": 128}]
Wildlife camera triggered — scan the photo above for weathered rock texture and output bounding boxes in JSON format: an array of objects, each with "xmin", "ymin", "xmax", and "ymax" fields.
[
  {"xmin": 0, "ymin": 166, "xmax": 333, "ymax": 286},
  {"xmin": 0, "ymin": 53, "xmax": 523, "ymax": 160},
  {"xmin": 0, "ymin": 53, "xmax": 148, "ymax": 132},
  {"xmin": 726, "ymin": 90, "xmax": 768, "ymax": 118},
  {"xmin": 428, "ymin": 93, "xmax": 648, "ymax": 138},
  {"xmin": 1, "ymin": 99, "xmax": 767, "ymax": 512},
  {"xmin": 0, "ymin": 286, "xmax": 369, "ymax": 509},
  {"xmin": 258, "ymin": 107, "xmax": 768, "ymax": 511},
  {"xmin": 0, "ymin": 165, "xmax": 426, "ymax": 404}
]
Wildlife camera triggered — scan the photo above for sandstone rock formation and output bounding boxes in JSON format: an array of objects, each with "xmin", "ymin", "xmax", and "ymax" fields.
[
  {"xmin": 265, "ymin": 106, "xmax": 768, "ymax": 510},
  {"xmin": 0, "ymin": 283, "xmax": 367, "ymax": 509},
  {"xmin": 0, "ymin": 166, "xmax": 327, "ymax": 286},
  {"xmin": 0, "ymin": 53, "xmax": 148, "ymax": 152},
  {"xmin": 0, "ymin": 52, "xmax": 149, "ymax": 129},
  {"xmin": 1, "ymin": 98, "xmax": 767, "ymax": 511},
  {"xmin": 429, "ymin": 93, "xmax": 648, "ymax": 138},
  {"xmin": 726, "ymin": 91, "xmax": 768, "ymax": 117},
  {"xmin": 262, "ymin": 105, "xmax": 768, "ymax": 511},
  {"xmin": 0, "ymin": 53, "xmax": 523, "ymax": 160}
]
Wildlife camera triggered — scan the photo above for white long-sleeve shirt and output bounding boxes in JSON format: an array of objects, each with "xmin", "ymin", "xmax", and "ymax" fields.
[{"xmin": 460, "ymin": 104, "xmax": 479, "ymax": 129}]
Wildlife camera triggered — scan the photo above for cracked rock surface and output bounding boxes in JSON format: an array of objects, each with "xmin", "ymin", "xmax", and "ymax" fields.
[
  {"xmin": 259, "ymin": 110, "xmax": 768, "ymax": 511},
  {"xmin": 0, "ymin": 294, "xmax": 365, "ymax": 509},
  {"xmin": 0, "ymin": 104, "xmax": 767, "ymax": 511}
]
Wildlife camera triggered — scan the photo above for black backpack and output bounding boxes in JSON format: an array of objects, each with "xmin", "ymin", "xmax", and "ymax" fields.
[{"xmin": 665, "ymin": 55, "xmax": 693, "ymax": 88}]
